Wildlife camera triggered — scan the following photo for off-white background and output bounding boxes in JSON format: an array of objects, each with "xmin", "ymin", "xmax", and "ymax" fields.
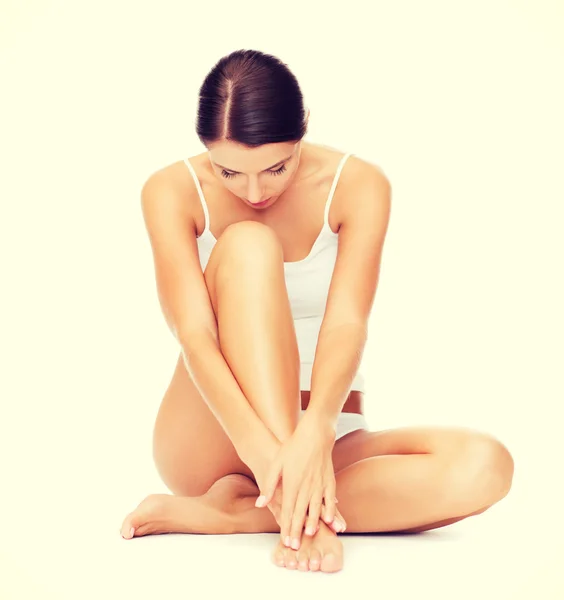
[{"xmin": 1, "ymin": 0, "xmax": 563, "ymax": 598}]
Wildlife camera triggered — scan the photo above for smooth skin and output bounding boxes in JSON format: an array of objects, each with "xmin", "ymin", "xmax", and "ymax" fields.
[{"xmin": 120, "ymin": 139, "xmax": 514, "ymax": 573}]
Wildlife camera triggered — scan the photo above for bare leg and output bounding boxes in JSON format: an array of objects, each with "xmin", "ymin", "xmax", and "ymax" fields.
[
  {"xmin": 233, "ymin": 436, "xmax": 512, "ymax": 538},
  {"xmin": 121, "ymin": 221, "xmax": 514, "ymax": 571},
  {"xmin": 205, "ymin": 221, "xmax": 301, "ymax": 443},
  {"xmin": 122, "ymin": 221, "xmax": 344, "ymax": 570},
  {"xmin": 121, "ymin": 429, "xmax": 513, "ymax": 570},
  {"xmin": 206, "ymin": 222, "xmax": 347, "ymax": 571}
]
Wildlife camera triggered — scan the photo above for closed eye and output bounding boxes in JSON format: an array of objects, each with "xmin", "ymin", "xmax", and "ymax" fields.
[{"xmin": 221, "ymin": 164, "xmax": 287, "ymax": 179}]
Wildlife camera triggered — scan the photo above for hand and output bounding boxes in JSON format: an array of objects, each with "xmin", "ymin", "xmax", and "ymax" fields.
[
  {"xmin": 246, "ymin": 442, "xmax": 289, "ymax": 528},
  {"xmin": 254, "ymin": 410, "xmax": 347, "ymax": 549}
]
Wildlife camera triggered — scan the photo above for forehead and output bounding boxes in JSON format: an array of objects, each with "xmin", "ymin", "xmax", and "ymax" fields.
[{"xmin": 209, "ymin": 142, "xmax": 297, "ymax": 173}]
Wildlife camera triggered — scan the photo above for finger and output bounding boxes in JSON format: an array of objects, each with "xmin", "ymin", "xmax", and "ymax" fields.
[
  {"xmin": 304, "ymin": 487, "xmax": 323, "ymax": 537},
  {"xmin": 280, "ymin": 481, "xmax": 298, "ymax": 547},
  {"xmin": 323, "ymin": 495, "xmax": 347, "ymax": 533},
  {"xmin": 267, "ymin": 485, "xmax": 283, "ymax": 522},
  {"xmin": 330, "ymin": 507, "xmax": 347, "ymax": 533},
  {"xmin": 256, "ymin": 463, "xmax": 281, "ymax": 507},
  {"xmin": 289, "ymin": 485, "xmax": 311, "ymax": 550},
  {"xmin": 321, "ymin": 476, "xmax": 338, "ymax": 525}
]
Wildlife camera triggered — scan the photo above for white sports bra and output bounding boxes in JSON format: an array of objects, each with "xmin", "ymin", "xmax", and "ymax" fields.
[{"xmin": 183, "ymin": 152, "xmax": 366, "ymax": 393}]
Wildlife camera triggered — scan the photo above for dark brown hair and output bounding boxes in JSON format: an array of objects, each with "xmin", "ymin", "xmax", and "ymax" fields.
[{"xmin": 196, "ymin": 49, "xmax": 308, "ymax": 148}]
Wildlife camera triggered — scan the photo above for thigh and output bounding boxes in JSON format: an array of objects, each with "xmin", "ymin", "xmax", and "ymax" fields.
[
  {"xmin": 152, "ymin": 352, "xmax": 255, "ymax": 496},
  {"xmin": 331, "ymin": 424, "xmax": 504, "ymax": 474}
]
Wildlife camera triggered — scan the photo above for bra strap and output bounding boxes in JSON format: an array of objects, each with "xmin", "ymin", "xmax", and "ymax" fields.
[
  {"xmin": 324, "ymin": 152, "xmax": 353, "ymax": 228},
  {"xmin": 183, "ymin": 158, "xmax": 210, "ymax": 232}
]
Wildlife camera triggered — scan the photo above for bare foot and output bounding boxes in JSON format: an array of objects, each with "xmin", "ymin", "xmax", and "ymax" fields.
[
  {"xmin": 272, "ymin": 520, "xmax": 343, "ymax": 573},
  {"xmin": 120, "ymin": 474, "xmax": 259, "ymax": 539}
]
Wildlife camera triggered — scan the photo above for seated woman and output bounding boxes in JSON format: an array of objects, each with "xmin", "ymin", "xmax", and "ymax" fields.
[{"xmin": 120, "ymin": 48, "xmax": 514, "ymax": 574}]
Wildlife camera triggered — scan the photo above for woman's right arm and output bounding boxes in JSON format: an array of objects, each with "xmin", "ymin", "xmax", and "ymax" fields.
[{"xmin": 140, "ymin": 173, "xmax": 279, "ymax": 471}]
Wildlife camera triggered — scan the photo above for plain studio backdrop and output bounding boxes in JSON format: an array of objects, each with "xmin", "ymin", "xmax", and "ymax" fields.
[{"xmin": 1, "ymin": 1, "xmax": 562, "ymax": 598}]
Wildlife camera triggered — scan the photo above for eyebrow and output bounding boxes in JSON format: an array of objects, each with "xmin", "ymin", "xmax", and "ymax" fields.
[{"xmin": 214, "ymin": 154, "xmax": 293, "ymax": 174}]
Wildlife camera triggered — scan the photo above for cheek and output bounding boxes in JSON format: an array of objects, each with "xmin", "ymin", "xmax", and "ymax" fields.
[{"xmin": 222, "ymin": 178, "xmax": 239, "ymax": 189}]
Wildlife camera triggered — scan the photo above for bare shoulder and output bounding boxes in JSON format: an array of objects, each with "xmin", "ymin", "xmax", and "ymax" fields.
[
  {"xmin": 331, "ymin": 151, "xmax": 391, "ymax": 228},
  {"xmin": 311, "ymin": 142, "xmax": 387, "ymax": 180},
  {"xmin": 141, "ymin": 155, "xmax": 205, "ymax": 229},
  {"xmin": 344, "ymin": 153, "xmax": 390, "ymax": 188}
]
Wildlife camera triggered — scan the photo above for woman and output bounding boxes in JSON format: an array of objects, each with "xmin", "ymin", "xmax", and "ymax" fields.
[{"xmin": 120, "ymin": 49, "xmax": 514, "ymax": 573}]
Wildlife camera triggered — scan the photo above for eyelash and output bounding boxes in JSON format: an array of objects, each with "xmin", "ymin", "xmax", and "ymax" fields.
[{"xmin": 221, "ymin": 164, "xmax": 287, "ymax": 179}]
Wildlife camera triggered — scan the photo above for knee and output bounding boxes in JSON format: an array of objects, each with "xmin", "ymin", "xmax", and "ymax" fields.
[
  {"xmin": 218, "ymin": 221, "xmax": 283, "ymax": 263},
  {"xmin": 212, "ymin": 221, "xmax": 283, "ymax": 279},
  {"xmin": 448, "ymin": 431, "xmax": 514, "ymax": 512}
]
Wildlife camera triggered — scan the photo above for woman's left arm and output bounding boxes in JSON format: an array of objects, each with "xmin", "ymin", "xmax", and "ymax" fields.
[
  {"xmin": 256, "ymin": 161, "xmax": 392, "ymax": 548},
  {"xmin": 307, "ymin": 160, "xmax": 392, "ymax": 425}
]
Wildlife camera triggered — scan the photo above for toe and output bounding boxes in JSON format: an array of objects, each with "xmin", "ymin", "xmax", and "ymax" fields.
[
  {"xmin": 120, "ymin": 514, "xmax": 136, "ymax": 540},
  {"xmin": 272, "ymin": 545, "xmax": 285, "ymax": 568},
  {"xmin": 309, "ymin": 547, "xmax": 322, "ymax": 572},
  {"xmin": 284, "ymin": 547, "xmax": 298, "ymax": 570},
  {"xmin": 296, "ymin": 549, "xmax": 309, "ymax": 571},
  {"xmin": 321, "ymin": 552, "xmax": 343, "ymax": 573},
  {"xmin": 120, "ymin": 494, "xmax": 165, "ymax": 539}
]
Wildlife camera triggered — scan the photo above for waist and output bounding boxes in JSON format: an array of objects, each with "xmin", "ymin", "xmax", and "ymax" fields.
[{"xmin": 300, "ymin": 390, "xmax": 363, "ymax": 415}]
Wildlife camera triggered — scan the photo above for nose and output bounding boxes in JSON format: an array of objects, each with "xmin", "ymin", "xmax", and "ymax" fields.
[{"xmin": 246, "ymin": 177, "xmax": 266, "ymax": 204}]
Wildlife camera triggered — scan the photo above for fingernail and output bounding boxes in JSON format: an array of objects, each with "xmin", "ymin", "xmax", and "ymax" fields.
[
  {"xmin": 284, "ymin": 536, "xmax": 291, "ymax": 547},
  {"xmin": 129, "ymin": 527, "xmax": 135, "ymax": 538},
  {"xmin": 305, "ymin": 526, "xmax": 314, "ymax": 536},
  {"xmin": 291, "ymin": 538, "xmax": 300, "ymax": 550},
  {"xmin": 333, "ymin": 520, "xmax": 343, "ymax": 532},
  {"xmin": 255, "ymin": 496, "xmax": 266, "ymax": 508}
]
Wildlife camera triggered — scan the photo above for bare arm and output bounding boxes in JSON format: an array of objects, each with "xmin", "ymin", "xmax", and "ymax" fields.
[
  {"xmin": 307, "ymin": 162, "xmax": 391, "ymax": 424},
  {"xmin": 140, "ymin": 173, "xmax": 279, "ymax": 468}
]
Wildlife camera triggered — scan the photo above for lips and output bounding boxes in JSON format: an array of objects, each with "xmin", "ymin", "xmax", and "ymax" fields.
[{"xmin": 251, "ymin": 197, "xmax": 271, "ymax": 207}]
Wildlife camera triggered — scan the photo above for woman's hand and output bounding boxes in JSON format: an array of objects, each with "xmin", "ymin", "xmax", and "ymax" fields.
[{"xmin": 254, "ymin": 410, "xmax": 347, "ymax": 549}]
